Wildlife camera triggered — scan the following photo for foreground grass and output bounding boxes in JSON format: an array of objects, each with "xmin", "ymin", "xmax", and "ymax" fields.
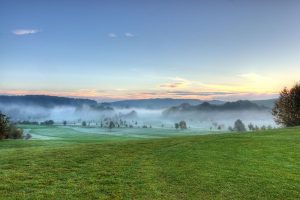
[{"xmin": 0, "ymin": 128, "xmax": 299, "ymax": 199}]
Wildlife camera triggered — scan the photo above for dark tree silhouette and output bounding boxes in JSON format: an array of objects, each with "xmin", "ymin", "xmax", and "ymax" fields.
[
  {"xmin": 0, "ymin": 112, "xmax": 23, "ymax": 140},
  {"xmin": 0, "ymin": 113, "xmax": 10, "ymax": 139},
  {"xmin": 179, "ymin": 121, "xmax": 187, "ymax": 129},
  {"xmin": 233, "ymin": 119, "xmax": 246, "ymax": 132},
  {"xmin": 109, "ymin": 121, "xmax": 115, "ymax": 130},
  {"xmin": 272, "ymin": 83, "xmax": 300, "ymax": 127},
  {"xmin": 41, "ymin": 120, "xmax": 54, "ymax": 125},
  {"xmin": 248, "ymin": 123, "xmax": 254, "ymax": 131}
]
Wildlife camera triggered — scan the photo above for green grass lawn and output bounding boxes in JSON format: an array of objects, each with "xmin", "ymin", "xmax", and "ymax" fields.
[{"xmin": 0, "ymin": 126, "xmax": 299, "ymax": 199}]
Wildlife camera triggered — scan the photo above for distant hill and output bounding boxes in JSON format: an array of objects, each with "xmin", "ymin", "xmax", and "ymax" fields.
[
  {"xmin": 163, "ymin": 100, "xmax": 269, "ymax": 116},
  {"xmin": 108, "ymin": 98, "xmax": 224, "ymax": 109},
  {"xmin": 0, "ymin": 95, "xmax": 97, "ymax": 108},
  {"xmin": 0, "ymin": 95, "xmax": 276, "ymax": 111},
  {"xmin": 251, "ymin": 99, "xmax": 277, "ymax": 108}
]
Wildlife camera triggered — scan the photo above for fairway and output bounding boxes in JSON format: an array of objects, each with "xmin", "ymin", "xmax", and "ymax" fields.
[{"xmin": 0, "ymin": 127, "xmax": 300, "ymax": 199}]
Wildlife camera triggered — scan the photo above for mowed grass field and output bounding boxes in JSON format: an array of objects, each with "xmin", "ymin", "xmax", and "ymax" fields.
[{"xmin": 0, "ymin": 126, "xmax": 299, "ymax": 199}]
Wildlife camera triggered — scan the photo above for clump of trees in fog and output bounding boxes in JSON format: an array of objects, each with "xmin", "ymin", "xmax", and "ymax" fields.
[
  {"xmin": 272, "ymin": 82, "xmax": 300, "ymax": 127},
  {"xmin": 18, "ymin": 121, "xmax": 39, "ymax": 125},
  {"xmin": 0, "ymin": 112, "xmax": 23, "ymax": 140},
  {"xmin": 41, "ymin": 120, "xmax": 54, "ymax": 125},
  {"xmin": 234, "ymin": 119, "xmax": 246, "ymax": 132},
  {"xmin": 228, "ymin": 119, "xmax": 246, "ymax": 132},
  {"xmin": 229, "ymin": 120, "xmax": 273, "ymax": 132},
  {"xmin": 175, "ymin": 120, "xmax": 187, "ymax": 130},
  {"xmin": 108, "ymin": 121, "xmax": 115, "ymax": 130}
]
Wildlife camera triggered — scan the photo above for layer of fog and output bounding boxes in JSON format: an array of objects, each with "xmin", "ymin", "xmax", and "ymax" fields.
[
  {"xmin": 0, "ymin": 103, "xmax": 276, "ymax": 130},
  {"xmin": 163, "ymin": 110, "xmax": 276, "ymax": 129}
]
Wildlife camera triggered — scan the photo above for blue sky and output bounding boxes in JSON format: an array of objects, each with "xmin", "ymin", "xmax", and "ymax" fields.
[{"xmin": 0, "ymin": 0, "xmax": 300, "ymax": 101}]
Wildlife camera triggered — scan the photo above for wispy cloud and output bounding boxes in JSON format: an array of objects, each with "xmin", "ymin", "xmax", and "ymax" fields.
[
  {"xmin": 0, "ymin": 88, "xmax": 278, "ymax": 101},
  {"xmin": 12, "ymin": 29, "xmax": 40, "ymax": 35},
  {"xmin": 160, "ymin": 82, "xmax": 185, "ymax": 88},
  {"xmin": 108, "ymin": 33, "xmax": 117, "ymax": 38},
  {"xmin": 159, "ymin": 77, "xmax": 191, "ymax": 89},
  {"xmin": 124, "ymin": 32, "xmax": 135, "ymax": 37},
  {"xmin": 167, "ymin": 91, "xmax": 236, "ymax": 96},
  {"xmin": 238, "ymin": 73, "xmax": 270, "ymax": 81}
]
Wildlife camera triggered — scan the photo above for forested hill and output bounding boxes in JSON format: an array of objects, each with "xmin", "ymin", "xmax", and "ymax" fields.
[
  {"xmin": 108, "ymin": 98, "xmax": 224, "ymax": 109},
  {"xmin": 0, "ymin": 95, "xmax": 276, "ymax": 110},
  {"xmin": 163, "ymin": 100, "xmax": 269, "ymax": 116},
  {"xmin": 0, "ymin": 95, "xmax": 97, "ymax": 108}
]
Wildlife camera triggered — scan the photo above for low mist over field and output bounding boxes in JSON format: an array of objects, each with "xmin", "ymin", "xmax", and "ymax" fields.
[{"xmin": 0, "ymin": 95, "xmax": 276, "ymax": 130}]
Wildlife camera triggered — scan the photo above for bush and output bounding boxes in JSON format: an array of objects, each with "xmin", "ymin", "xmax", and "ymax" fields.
[
  {"xmin": 24, "ymin": 133, "xmax": 32, "ymax": 140},
  {"xmin": 0, "ymin": 112, "xmax": 23, "ymax": 140},
  {"xmin": 272, "ymin": 82, "xmax": 300, "ymax": 127},
  {"xmin": 8, "ymin": 124, "xmax": 23, "ymax": 139}
]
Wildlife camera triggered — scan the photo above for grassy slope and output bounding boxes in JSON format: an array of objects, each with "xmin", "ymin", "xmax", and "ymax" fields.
[{"xmin": 0, "ymin": 128, "xmax": 299, "ymax": 199}]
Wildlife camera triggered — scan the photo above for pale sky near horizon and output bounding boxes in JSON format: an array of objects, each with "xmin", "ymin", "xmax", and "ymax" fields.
[{"xmin": 0, "ymin": 0, "xmax": 300, "ymax": 101}]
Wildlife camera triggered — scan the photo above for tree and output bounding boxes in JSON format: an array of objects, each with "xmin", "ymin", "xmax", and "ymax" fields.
[
  {"xmin": 175, "ymin": 123, "xmax": 179, "ymax": 129},
  {"xmin": 82, "ymin": 121, "xmax": 87, "ymax": 127},
  {"xmin": 272, "ymin": 83, "xmax": 300, "ymax": 127},
  {"xmin": 179, "ymin": 121, "xmax": 187, "ymax": 129},
  {"xmin": 248, "ymin": 123, "xmax": 254, "ymax": 131},
  {"xmin": 108, "ymin": 121, "xmax": 115, "ymax": 130},
  {"xmin": 0, "ymin": 113, "xmax": 10, "ymax": 139},
  {"xmin": 233, "ymin": 119, "xmax": 246, "ymax": 132},
  {"xmin": 63, "ymin": 120, "xmax": 67, "ymax": 126},
  {"xmin": 41, "ymin": 120, "xmax": 54, "ymax": 125}
]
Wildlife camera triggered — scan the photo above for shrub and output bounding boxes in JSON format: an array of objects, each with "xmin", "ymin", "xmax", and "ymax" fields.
[
  {"xmin": 0, "ymin": 112, "xmax": 23, "ymax": 140},
  {"xmin": 24, "ymin": 133, "xmax": 32, "ymax": 140},
  {"xmin": 8, "ymin": 124, "xmax": 23, "ymax": 139}
]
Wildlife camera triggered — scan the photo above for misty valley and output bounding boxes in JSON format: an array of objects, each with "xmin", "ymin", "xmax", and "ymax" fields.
[
  {"xmin": 2, "ymin": 1, "xmax": 300, "ymax": 199},
  {"xmin": 0, "ymin": 95, "xmax": 276, "ymax": 140}
]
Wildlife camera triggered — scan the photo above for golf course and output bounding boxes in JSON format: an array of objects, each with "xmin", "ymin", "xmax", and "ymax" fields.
[{"xmin": 0, "ymin": 125, "xmax": 299, "ymax": 199}]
